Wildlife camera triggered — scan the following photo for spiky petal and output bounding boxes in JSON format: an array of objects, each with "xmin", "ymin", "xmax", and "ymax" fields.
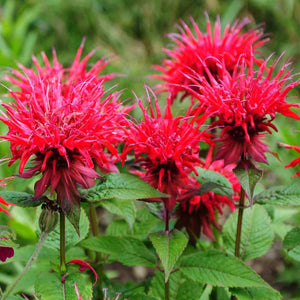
[
  {"xmin": 154, "ymin": 15, "xmax": 267, "ymax": 102},
  {"xmin": 189, "ymin": 55, "xmax": 300, "ymax": 164},
  {"xmin": 123, "ymin": 88, "xmax": 212, "ymax": 211},
  {"xmin": 176, "ymin": 152, "xmax": 240, "ymax": 241},
  {"xmin": 0, "ymin": 46, "xmax": 130, "ymax": 213}
]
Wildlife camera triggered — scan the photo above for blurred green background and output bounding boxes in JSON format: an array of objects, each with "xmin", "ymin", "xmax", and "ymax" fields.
[{"xmin": 1, "ymin": 0, "xmax": 300, "ymax": 297}]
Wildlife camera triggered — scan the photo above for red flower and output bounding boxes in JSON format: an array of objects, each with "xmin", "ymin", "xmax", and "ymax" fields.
[
  {"xmin": 123, "ymin": 88, "xmax": 212, "ymax": 211},
  {"xmin": 281, "ymin": 144, "xmax": 300, "ymax": 177},
  {"xmin": 176, "ymin": 150, "xmax": 240, "ymax": 241},
  {"xmin": 0, "ymin": 46, "xmax": 130, "ymax": 214},
  {"xmin": 154, "ymin": 15, "xmax": 267, "ymax": 102},
  {"xmin": 188, "ymin": 55, "xmax": 300, "ymax": 164},
  {"xmin": 66, "ymin": 259, "xmax": 99, "ymax": 286}
]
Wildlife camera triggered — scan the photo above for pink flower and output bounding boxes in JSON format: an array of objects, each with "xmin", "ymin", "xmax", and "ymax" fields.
[
  {"xmin": 123, "ymin": 88, "xmax": 212, "ymax": 211},
  {"xmin": 154, "ymin": 15, "xmax": 267, "ymax": 102},
  {"xmin": 0, "ymin": 45, "xmax": 130, "ymax": 214}
]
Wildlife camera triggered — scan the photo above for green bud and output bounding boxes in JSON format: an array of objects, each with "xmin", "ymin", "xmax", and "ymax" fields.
[{"xmin": 39, "ymin": 209, "xmax": 58, "ymax": 233}]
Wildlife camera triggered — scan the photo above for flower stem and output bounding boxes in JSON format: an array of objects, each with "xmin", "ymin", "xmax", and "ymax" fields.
[
  {"xmin": 234, "ymin": 187, "xmax": 246, "ymax": 257},
  {"xmin": 2, "ymin": 231, "xmax": 48, "ymax": 300},
  {"xmin": 88, "ymin": 203, "xmax": 104, "ymax": 300},
  {"xmin": 60, "ymin": 211, "xmax": 66, "ymax": 274},
  {"xmin": 165, "ymin": 279, "xmax": 170, "ymax": 300}
]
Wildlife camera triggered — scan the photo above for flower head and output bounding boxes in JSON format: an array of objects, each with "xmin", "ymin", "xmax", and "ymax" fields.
[
  {"xmin": 0, "ymin": 46, "xmax": 130, "ymax": 214},
  {"xmin": 154, "ymin": 15, "xmax": 267, "ymax": 102},
  {"xmin": 189, "ymin": 55, "xmax": 300, "ymax": 164},
  {"xmin": 176, "ymin": 151, "xmax": 240, "ymax": 241},
  {"xmin": 123, "ymin": 88, "xmax": 212, "ymax": 211}
]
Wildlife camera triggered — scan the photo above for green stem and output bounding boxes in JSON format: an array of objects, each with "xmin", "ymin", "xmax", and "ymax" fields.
[
  {"xmin": 60, "ymin": 211, "xmax": 66, "ymax": 274},
  {"xmin": 165, "ymin": 278, "xmax": 170, "ymax": 300},
  {"xmin": 2, "ymin": 231, "xmax": 48, "ymax": 300},
  {"xmin": 89, "ymin": 203, "xmax": 100, "ymax": 237},
  {"xmin": 89, "ymin": 203, "xmax": 104, "ymax": 300},
  {"xmin": 234, "ymin": 187, "xmax": 246, "ymax": 257}
]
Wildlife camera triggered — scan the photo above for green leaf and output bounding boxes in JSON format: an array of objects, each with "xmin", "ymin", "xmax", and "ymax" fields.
[
  {"xmin": 64, "ymin": 200, "xmax": 81, "ymax": 236},
  {"xmin": 180, "ymin": 250, "xmax": 273, "ymax": 289},
  {"xmin": 106, "ymin": 219, "xmax": 130, "ymax": 237},
  {"xmin": 132, "ymin": 207, "xmax": 162, "ymax": 239},
  {"xmin": 254, "ymin": 179, "xmax": 300, "ymax": 206},
  {"xmin": 150, "ymin": 229, "xmax": 188, "ymax": 282},
  {"xmin": 44, "ymin": 209, "xmax": 89, "ymax": 250},
  {"xmin": 83, "ymin": 173, "xmax": 168, "ymax": 202},
  {"xmin": 283, "ymin": 227, "xmax": 300, "ymax": 261},
  {"xmin": 35, "ymin": 272, "xmax": 92, "ymax": 300},
  {"xmin": 0, "ymin": 225, "xmax": 18, "ymax": 247},
  {"xmin": 195, "ymin": 167, "xmax": 233, "ymax": 197},
  {"xmin": 230, "ymin": 287, "xmax": 281, "ymax": 300},
  {"xmin": 0, "ymin": 191, "xmax": 43, "ymax": 207},
  {"xmin": 234, "ymin": 165, "xmax": 263, "ymax": 204},
  {"xmin": 80, "ymin": 236, "xmax": 156, "ymax": 268},
  {"xmin": 148, "ymin": 270, "xmax": 204, "ymax": 300},
  {"xmin": 101, "ymin": 199, "xmax": 136, "ymax": 229},
  {"xmin": 223, "ymin": 205, "xmax": 274, "ymax": 260}
]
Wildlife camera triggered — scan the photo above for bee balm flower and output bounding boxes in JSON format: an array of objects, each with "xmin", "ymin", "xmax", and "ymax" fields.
[
  {"xmin": 189, "ymin": 56, "xmax": 300, "ymax": 164},
  {"xmin": 154, "ymin": 15, "xmax": 267, "ymax": 102},
  {"xmin": 176, "ymin": 152, "xmax": 240, "ymax": 242},
  {"xmin": 0, "ymin": 46, "xmax": 129, "ymax": 214},
  {"xmin": 123, "ymin": 88, "xmax": 212, "ymax": 212}
]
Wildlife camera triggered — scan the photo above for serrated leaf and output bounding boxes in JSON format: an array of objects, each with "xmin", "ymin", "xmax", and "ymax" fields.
[
  {"xmin": 230, "ymin": 287, "xmax": 281, "ymax": 300},
  {"xmin": 35, "ymin": 272, "xmax": 92, "ymax": 300},
  {"xmin": 254, "ymin": 179, "xmax": 300, "ymax": 206},
  {"xmin": 0, "ymin": 191, "xmax": 43, "ymax": 207},
  {"xmin": 101, "ymin": 199, "xmax": 136, "ymax": 229},
  {"xmin": 195, "ymin": 167, "xmax": 233, "ymax": 197},
  {"xmin": 234, "ymin": 165, "xmax": 263, "ymax": 204},
  {"xmin": 180, "ymin": 250, "xmax": 273, "ymax": 289},
  {"xmin": 148, "ymin": 270, "xmax": 203, "ymax": 300},
  {"xmin": 133, "ymin": 207, "xmax": 162, "ymax": 239},
  {"xmin": 83, "ymin": 173, "xmax": 168, "ymax": 202},
  {"xmin": 0, "ymin": 225, "xmax": 18, "ymax": 247},
  {"xmin": 64, "ymin": 200, "xmax": 81, "ymax": 236},
  {"xmin": 106, "ymin": 219, "xmax": 129, "ymax": 237},
  {"xmin": 44, "ymin": 209, "xmax": 89, "ymax": 250},
  {"xmin": 283, "ymin": 227, "xmax": 300, "ymax": 261},
  {"xmin": 80, "ymin": 236, "xmax": 156, "ymax": 268},
  {"xmin": 223, "ymin": 205, "xmax": 274, "ymax": 260},
  {"xmin": 150, "ymin": 229, "xmax": 188, "ymax": 282}
]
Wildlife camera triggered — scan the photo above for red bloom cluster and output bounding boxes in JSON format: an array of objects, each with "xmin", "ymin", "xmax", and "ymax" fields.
[
  {"xmin": 154, "ymin": 16, "xmax": 267, "ymax": 102},
  {"xmin": 123, "ymin": 89, "xmax": 211, "ymax": 211},
  {"xmin": 189, "ymin": 56, "xmax": 300, "ymax": 164},
  {"xmin": 0, "ymin": 45, "xmax": 129, "ymax": 213},
  {"xmin": 176, "ymin": 153, "xmax": 240, "ymax": 241}
]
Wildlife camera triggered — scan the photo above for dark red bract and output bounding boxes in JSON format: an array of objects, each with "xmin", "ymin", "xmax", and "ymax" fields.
[
  {"xmin": 0, "ymin": 45, "xmax": 130, "ymax": 214},
  {"xmin": 154, "ymin": 16, "xmax": 267, "ymax": 102}
]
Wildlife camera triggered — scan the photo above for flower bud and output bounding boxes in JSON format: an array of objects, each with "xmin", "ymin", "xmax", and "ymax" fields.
[{"xmin": 39, "ymin": 209, "xmax": 58, "ymax": 233}]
